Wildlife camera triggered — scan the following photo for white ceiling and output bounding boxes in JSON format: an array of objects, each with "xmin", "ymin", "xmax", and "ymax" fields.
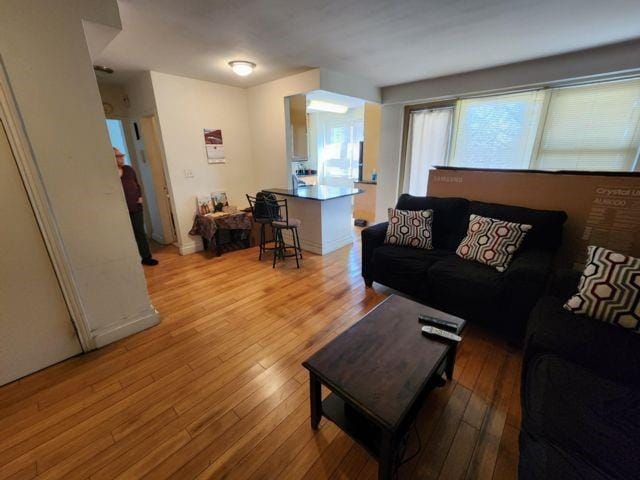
[{"xmin": 95, "ymin": 0, "xmax": 640, "ymax": 88}]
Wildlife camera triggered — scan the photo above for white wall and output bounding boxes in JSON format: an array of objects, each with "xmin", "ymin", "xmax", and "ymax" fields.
[
  {"xmin": 0, "ymin": 0, "xmax": 158, "ymax": 348},
  {"xmin": 247, "ymin": 70, "xmax": 321, "ymax": 189},
  {"xmin": 375, "ymin": 39, "xmax": 640, "ymax": 222},
  {"xmin": 150, "ymin": 71, "xmax": 255, "ymax": 254}
]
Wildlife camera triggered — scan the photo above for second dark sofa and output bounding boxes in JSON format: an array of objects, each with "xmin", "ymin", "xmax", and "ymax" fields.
[{"xmin": 362, "ymin": 194, "xmax": 567, "ymax": 340}]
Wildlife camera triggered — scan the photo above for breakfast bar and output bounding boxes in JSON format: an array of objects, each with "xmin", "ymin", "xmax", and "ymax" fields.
[{"xmin": 262, "ymin": 185, "xmax": 362, "ymax": 255}]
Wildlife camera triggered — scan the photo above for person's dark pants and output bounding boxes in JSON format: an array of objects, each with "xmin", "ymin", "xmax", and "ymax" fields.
[{"xmin": 129, "ymin": 210, "xmax": 152, "ymax": 260}]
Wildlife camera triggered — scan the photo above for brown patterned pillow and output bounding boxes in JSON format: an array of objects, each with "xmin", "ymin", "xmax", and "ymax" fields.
[
  {"xmin": 564, "ymin": 246, "xmax": 640, "ymax": 333},
  {"xmin": 384, "ymin": 208, "xmax": 433, "ymax": 249},
  {"xmin": 456, "ymin": 214, "xmax": 532, "ymax": 272}
]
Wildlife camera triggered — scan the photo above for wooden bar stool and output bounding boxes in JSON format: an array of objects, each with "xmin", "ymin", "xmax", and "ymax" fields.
[
  {"xmin": 268, "ymin": 197, "xmax": 302, "ymax": 268},
  {"xmin": 246, "ymin": 193, "xmax": 278, "ymax": 260}
]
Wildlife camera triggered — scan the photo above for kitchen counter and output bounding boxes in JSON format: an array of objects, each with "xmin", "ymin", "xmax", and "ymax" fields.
[
  {"xmin": 263, "ymin": 186, "xmax": 362, "ymax": 201},
  {"xmin": 262, "ymin": 185, "xmax": 362, "ymax": 255}
]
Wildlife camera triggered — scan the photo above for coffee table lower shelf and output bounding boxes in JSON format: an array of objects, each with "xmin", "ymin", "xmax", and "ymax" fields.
[{"xmin": 321, "ymin": 393, "xmax": 382, "ymax": 459}]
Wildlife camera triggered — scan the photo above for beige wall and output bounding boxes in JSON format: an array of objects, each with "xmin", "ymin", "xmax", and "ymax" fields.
[
  {"xmin": 363, "ymin": 103, "xmax": 381, "ymax": 182},
  {"xmin": 150, "ymin": 71, "xmax": 255, "ymax": 254},
  {"xmin": 0, "ymin": 0, "xmax": 158, "ymax": 347},
  {"xmin": 247, "ymin": 70, "xmax": 321, "ymax": 189}
]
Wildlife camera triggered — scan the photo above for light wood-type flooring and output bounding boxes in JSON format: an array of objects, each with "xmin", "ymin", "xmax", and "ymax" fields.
[{"xmin": 0, "ymin": 234, "xmax": 521, "ymax": 479}]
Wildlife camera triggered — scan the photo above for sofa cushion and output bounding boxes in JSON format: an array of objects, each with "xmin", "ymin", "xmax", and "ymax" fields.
[
  {"xmin": 522, "ymin": 353, "xmax": 640, "ymax": 480},
  {"xmin": 456, "ymin": 214, "xmax": 532, "ymax": 272},
  {"xmin": 468, "ymin": 200, "xmax": 567, "ymax": 251},
  {"xmin": 384, "ymin": 208, "xmax": 433, "ymax": 249},
  {"xmin": 564, "ymin": 246, "xmax": 640, "ymax": 333},
  {"xmin": 372, "ymin": 246, "xmax": 453, "ymax": 295},
  {"xmin": 425, "ymin": 255, "xmax": 504, "ymax": 321},
  {"xmin": 528, "ymin": 296, "xmax": 640, "ymax": 388},
  {"xmin": 395, "ymin": 195, "xmax": 469, "ymax": 250}
]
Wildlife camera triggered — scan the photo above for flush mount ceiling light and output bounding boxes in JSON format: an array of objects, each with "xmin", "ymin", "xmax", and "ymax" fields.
[
  {"xmin": 228, "ymin": 60, "xmax": 256, "ymax": 77},
  {"xmin": 307, "ymin": 100, "xmax": 348, "ymax": 114}
]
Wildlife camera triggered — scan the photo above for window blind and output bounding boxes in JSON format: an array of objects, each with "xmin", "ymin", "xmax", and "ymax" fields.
[
  {"xmin": 449, "ymin": 91, "xmax": 545, "ymax": 169},
  {"xmin": 534, "ymin": 79, "xmax": 640, "ymax": 171}
]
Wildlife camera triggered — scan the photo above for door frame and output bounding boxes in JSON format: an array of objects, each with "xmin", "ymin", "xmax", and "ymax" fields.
[{"xmin": 0, "ymin": 59, "xmax": 94, "ymax": 351}]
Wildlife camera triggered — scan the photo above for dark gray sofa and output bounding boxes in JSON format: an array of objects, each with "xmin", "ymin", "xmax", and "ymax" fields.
[
  {"xmin": 361, "ymin": 194, "xmax": 567, "ymax": 341},
  {"xmin": 520, "ymin": 270, "xmax": 640, "ymax": 479}
]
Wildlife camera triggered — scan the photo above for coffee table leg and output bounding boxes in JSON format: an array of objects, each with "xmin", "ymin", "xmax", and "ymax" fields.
[
  {"xmin": 379, "ymin": 431, "xmax": 395, "ymax": 480},
  {"xmin": 309, "ymin": 372, "xmax": 322, "ymax": 430},
  {"xmin": 445, "ymin": 344, "xmax": 458, "ymax": 380}
]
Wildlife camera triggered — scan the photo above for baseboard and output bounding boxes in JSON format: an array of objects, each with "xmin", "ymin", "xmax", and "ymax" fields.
[
  {"xmin": 280, "ymin": 231, "xmax": 353, "ymax": 255},
  {"xmin": 178, "ymin": 241, "xmax": 203, "ymax": 255},
  {"xmin": 92, "ymin": 306, "xmax": 160, "ymax": 348}
]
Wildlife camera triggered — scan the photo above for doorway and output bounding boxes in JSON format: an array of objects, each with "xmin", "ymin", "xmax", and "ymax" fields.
[
  {"xmin": 105, "ymin": 116, "xmax": 176, "ymax": 245},
  {"xmin": 0, "ymin": 119, "xmax": 82, "ymax": 386}
]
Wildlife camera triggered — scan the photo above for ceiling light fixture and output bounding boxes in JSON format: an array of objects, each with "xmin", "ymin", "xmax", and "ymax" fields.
[
  {"xmin": 228, "ymin": 60, "xmax": 256, "ymax": 77},
  {"xmin": 307, "ymin": 100, "xmax": 348, "ymax": 114}
]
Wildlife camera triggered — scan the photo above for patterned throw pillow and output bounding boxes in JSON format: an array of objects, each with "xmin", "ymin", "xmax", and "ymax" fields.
[
  {"xmin": 456, "ymin": 215, "xmax": 532, "ymax": 272},
  {"xmin": 384, "ymin": 208, "xmax": 433, "ymax": 249},
  {"xmin": 564, "ymin": 246, "xmax": 640, "ymax": 333}
]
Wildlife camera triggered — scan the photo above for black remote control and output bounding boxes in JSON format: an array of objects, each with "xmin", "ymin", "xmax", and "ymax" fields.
[{"xmin": 418, "ymin": 314, "xmax": 459, "ymax": 333}]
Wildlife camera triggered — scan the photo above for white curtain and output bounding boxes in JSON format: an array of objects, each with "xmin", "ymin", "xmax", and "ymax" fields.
[{"xmin": 403, "ymin": 107, "xmax": 453, "ymax": 196}]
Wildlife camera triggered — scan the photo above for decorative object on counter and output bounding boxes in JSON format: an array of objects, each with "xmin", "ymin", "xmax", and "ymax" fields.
[
  {"xmin": 371, "ymin": 169, "xmax": 378, "ymax": 182},
  {"xmin": 196, "ymin": 194, "xmax": 214, "ymax": 215},
  {"xmin": 211, "ymin": 191, "xmax": 229, "ymax": 212},
  {"xmin": 204, "ymin": 128, "xmax": 225, "ymax": 163},
  {"xmin": 189, "ymin": 212, "xmax": 253, "ymax": 257}
]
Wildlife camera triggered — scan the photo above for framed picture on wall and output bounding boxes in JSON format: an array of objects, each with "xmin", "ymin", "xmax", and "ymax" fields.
[{"xmin": 204, "ymin": 129, "xmax": 225, "ymax": 163}]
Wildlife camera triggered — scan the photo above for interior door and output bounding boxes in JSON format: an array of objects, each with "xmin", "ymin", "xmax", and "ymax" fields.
[
  {"xmin": 0, "ymin": 120, "xmax": 81, "ymax": 386},
  {"xmin": 139, "ymin": 115, "xmax": 176, "ymax": 243}
]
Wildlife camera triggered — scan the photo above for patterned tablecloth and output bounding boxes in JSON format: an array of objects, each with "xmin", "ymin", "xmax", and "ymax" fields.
[{"xmin": 189, "ymin": 212, "xmax": 253, "ymax": 255}]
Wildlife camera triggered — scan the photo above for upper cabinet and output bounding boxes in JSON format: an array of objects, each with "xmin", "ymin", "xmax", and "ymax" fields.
[{"xmin": 289, "ymin": 94, "xmax": 308, "ymax": 161}]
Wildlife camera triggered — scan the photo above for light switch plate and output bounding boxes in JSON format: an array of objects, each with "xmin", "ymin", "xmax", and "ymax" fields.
[{"xmin": 184, "ymin": 169, "xmax": 194, "ymax": 178}]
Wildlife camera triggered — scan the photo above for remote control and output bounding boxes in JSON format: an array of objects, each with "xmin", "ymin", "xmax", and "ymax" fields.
[
  {"xmin": 418, "ymin": 314, "xmax": 459, "ymax": 332},
  {"xmin": 422, "ymin": 325, "xmax": 462, "ymax": 342}
]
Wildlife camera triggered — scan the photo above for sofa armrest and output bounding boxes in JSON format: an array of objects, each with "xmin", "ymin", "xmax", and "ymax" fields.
[
  {"xmin": 525, "ymin": 296, "xmax": 640, "ymax": 388},
  {"xmin": 361, "ymin": 222, "xmax": 388, "ymax": 283},
  {"xmin": 501, "ymin": 249, "xmax": 554, "ymax": 342}
]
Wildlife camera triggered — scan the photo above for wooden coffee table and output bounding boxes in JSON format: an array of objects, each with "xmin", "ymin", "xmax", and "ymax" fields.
[{"xmin": 302, "ymin": 295, "xmax": 466, "ymax": 480}]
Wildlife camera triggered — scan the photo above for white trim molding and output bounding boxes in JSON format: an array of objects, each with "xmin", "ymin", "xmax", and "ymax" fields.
[
  {"xmin": 0, "ymin": 58, "xmax": 96, "ymax": 351},
  {"xmin": 92, "ymin": 307, "xmax": 159, "ymax": 348}
]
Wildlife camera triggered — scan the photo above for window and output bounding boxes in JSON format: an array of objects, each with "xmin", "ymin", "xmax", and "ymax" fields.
[
  {"xmin": 533, "ymin": 79, "xmax": 640, "ymax": 171},
  {"xmin": 401, "ymin": 76, "xmax": 640, "ymax": 189},
  {"xmin": 450, "ymin": 91, "xmax": 545, "ymax": 170},
  {"xmin": 315, "ymin": 112, "xmax": 364, "ymax": 187},
  {"xmin": 403, "ymin": 107, "xmax": 453, "ymax": 196}
]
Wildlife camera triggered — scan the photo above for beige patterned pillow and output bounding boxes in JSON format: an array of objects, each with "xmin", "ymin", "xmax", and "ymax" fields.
[
  {"xmin": 384, "ymin": 208, "xmax": 433, "ymax": 249},
  {"xmin": 456, "ymin": 215, "xmax": 531, "ymax": 272},
  {"xmin": 564, "ymin": 246, "xmax": 640, "ymax": 333}
]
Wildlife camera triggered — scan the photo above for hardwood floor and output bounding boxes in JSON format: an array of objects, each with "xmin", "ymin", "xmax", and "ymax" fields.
[{"xmin": 0, "ymin": 235, "xmax": 521, "ymax": 479}]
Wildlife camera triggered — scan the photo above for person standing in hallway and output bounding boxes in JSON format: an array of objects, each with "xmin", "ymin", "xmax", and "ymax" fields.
[{"xmin": 114, "ymin": 147, "xmax": 159, "ymax": 266}]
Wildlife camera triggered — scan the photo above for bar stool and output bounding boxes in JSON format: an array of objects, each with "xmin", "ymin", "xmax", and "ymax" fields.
[
  {"xmin": 268, "ymin": 197, "xmax": 303, "ymax": 268},
  {"xmin": 246, "ymin": 193, "xmax": 278, "ymax": 260}
]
